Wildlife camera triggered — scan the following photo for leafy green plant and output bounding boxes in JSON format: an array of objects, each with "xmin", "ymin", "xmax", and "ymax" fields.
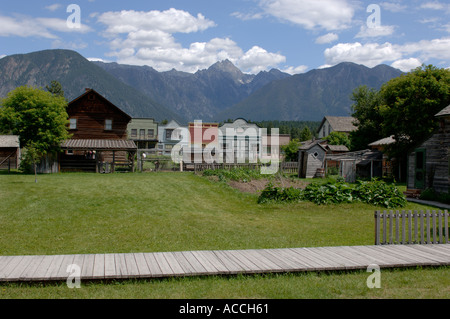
[{"xmin": 258, "ymin": 178, "xmax": 407, "ymax": 208}]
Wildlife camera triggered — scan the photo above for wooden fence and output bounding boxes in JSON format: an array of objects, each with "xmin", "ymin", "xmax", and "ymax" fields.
[
  {"xmin": 375, "ymin": 210, "xmax": 449, "ymax": 245},
  {"xmin": 192, "ymin": 162, "xmax": 299, "ymax": 174}
]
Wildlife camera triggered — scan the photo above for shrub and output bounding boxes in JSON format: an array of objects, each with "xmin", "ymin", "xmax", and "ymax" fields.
[{"xmin": 257, "ymin": 178, "xmax": 407, "ymax": 208}]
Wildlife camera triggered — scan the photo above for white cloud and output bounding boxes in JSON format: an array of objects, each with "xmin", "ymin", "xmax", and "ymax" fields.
[
  {"xmin": 0, "ymin": 14, "xmax": 92, "ymax": 39},
  {"xmin": 324, "ymin": 42, "xmax": 402, "ymax": 67},
  {"xmin": 323, "ymin": 37, "xmax": 450, "ymax": 69},
  {"xmin": 98, "ymin": 9, "xmax": 287, "ymax": 73},
  {"xmin": 281, "ymin": 65, "xmax": 308, "ymax": 74},
  {"xmin": 45, "ymin": 4, "xmax": 62, "ymax": 12},
  {"xmin": 97, "ymin": 8, "xmax": 215, "ymax": 35},
  {"xmin": 315, "ymin": 33, "xmax": 339, "ymax": 44},
  {"xmin": 391, "ymin": 58, "xmax": 422, "ymax": 72},
  {"xmin": 259, "ymin": 0, "xmax": 356, "ymax": 31},
  {"xmin": 380, "ymin": 1, "xmax": 408, "ymax": 12},
  {"xmin": 420, "ymin": 1, "xmax": 445, "ymax": 10},
  {"xmin": 236, "ymin": 46, "xmax": 286, "ymax": 74},
  {"xmin": 355, "ymin": 25, "xmax": 396, "ymax": 38}
]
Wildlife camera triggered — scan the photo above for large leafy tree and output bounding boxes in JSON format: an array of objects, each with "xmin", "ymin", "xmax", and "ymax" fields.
[
  {"xmin": 350, "ymin": 65, "xmax": 450, "ymax": 181},
  {"xmin": 0, "ymin": 86, "xmax": 70, "ymax": 176},
  {"xmin": 379, "ymin": 65, "xmax": 450, "ymax": 158},
  {"xmin": 349, "ymin": 85, "xmax": 384, "ymax": 151}
]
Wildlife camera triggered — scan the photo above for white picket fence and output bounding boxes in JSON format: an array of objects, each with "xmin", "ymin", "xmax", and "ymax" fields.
[{"xmin": 375, "ymin": 210, "xmax": 450, "ymax": 245}]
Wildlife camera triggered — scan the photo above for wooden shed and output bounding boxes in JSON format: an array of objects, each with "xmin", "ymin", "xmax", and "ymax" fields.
[
  {"xmin": 406, "ymin": 105, "xmax": 450, "ymax": 194},
  {"xmin": 0, "ymin": 135, "xmax": 20, "ymax": 171}
]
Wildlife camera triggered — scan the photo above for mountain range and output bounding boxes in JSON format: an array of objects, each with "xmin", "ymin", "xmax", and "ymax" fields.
[{"xmin": 0, "ymin": 49, "xmax": 404, "ymax": 123}]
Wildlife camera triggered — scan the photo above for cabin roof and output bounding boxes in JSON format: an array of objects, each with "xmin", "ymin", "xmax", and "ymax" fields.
[
  {"xmin": 0, "ymin": 135, "xmax": 20, "ymax": 148},
  {"xmin": 61, "ymin": 139, "xmax": 137, "ymax": 151},
  {"xmin": 68, "ymin": 88, "xmax": 132, "ymax": 121}
]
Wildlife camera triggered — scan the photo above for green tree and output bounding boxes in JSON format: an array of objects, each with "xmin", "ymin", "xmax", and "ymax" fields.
[
  {"xmin": 281, "ymin": 138, "xmax": 301, "ymax": 162},
  {"xmin": 350, "ymin": 85, "xmax": 384, "ymax": 151},
  {"xmin": 299, "ymin": 126, "xmax": 313, "ymax": 141},
  {"xmin": 326, "ymin": 131, "xmax": 351, "ymax": 149},
  {"xmin": 0, "ymin": 86, "xmax": 70, "ymax": 178},
  {"xmin": 46, "ymin": 80, "xmax": 65, "ymax": 98},
  {"xmin": 379, "ymin": 65, "xmax": 450, "ymax": 159}
]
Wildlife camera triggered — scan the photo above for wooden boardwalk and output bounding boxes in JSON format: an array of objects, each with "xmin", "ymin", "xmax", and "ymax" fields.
[{"xmin": 0, "ymin": 245, "xmax": 449, "ymax": 282}]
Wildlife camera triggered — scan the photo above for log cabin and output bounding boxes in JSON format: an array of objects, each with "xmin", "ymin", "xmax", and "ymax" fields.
[{"xmin": 60, "ymin": 88, "xmax": 137, "ymax": 173}]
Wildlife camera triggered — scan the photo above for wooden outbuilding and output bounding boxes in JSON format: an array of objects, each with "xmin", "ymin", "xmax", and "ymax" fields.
[
  {"xmin": 406, "ymin": 105, "xmax": 450, "ymax": 194},
  {"xmin": 0, "ymin": 135, "xmax": 20, "ymax": 171}
]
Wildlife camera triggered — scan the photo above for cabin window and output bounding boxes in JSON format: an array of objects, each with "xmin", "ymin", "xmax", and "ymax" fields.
[
  {"xmin": 69, "ymin": 118, "xmax": 77, "ymax": 130},
  {"xmin": 131, "ymin": 129, "xmax": 137, "ymax": 138},
  {"xmin": 105, "ymin": 119, "xmax": 113, "ymax": 131}
]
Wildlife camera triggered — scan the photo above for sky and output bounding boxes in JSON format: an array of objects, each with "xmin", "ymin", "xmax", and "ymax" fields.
[{"xmin": 0, "ymin": 0, "xmax": 449, "ymax": 74}]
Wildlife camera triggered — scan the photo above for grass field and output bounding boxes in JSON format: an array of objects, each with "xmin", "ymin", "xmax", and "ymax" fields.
[{"xmin": 0, "ymin": 171, "xmax": 449, "ymax": 299}]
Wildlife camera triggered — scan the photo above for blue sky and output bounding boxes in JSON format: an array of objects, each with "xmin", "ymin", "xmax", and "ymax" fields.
[{"xmin": 0, "ymin": 0, "xmax": 449, "ymax": 74}]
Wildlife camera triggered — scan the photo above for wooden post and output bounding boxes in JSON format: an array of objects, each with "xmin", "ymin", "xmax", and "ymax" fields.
[{"xmin": 375, "ymin": 211, "xmax": 381, "ymax": 245}]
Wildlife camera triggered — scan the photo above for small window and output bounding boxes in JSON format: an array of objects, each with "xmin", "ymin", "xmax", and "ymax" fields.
[
  {"xmin": 148, "ymin": 129, "xmax": 154, "ymax": 138},
  {"xmin": 313, "ymin": 152, "xmax": 319, "ymax": 158},
  {"xmin": 105, "ymin": 119, "xmax": 113, "ymax": 131},
  {"xmin": 165, "ymin": 144, "xmax": 173, "ymax": 150},
  {"xmin": 131, "ymin": 129, "xmax": 137, "ymax": 138},
  {"xmin": 69, "ymin": 118, "xmax": 77, "ymax": 130},
  {"xmin": 66, "ymin": 150, "xmax": 74, "ymax": 155},
  {"xmin": 139, "ymin": 129, "xmax": 145, "ymax": 139},
  {"xmin": 166, "ymin": 129, "xmax": 174, "ymax": 139}
]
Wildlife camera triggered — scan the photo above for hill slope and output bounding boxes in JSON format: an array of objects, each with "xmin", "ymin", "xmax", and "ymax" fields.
[
  {"xmin": 0, "ymin": 50, "xmax": 184, "ymax": 122},
  {"xmin": 216, "ymin": 62, "xmax": 403, "ymax": 121},
  {"xmin": 93, "ymin": 59, "xmax": 291, "ymax": 121}
]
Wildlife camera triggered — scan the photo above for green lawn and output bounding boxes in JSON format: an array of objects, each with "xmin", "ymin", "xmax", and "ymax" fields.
[{"xmin": 0, "ymin": 171, "xmax": 448, "ymax": 299}]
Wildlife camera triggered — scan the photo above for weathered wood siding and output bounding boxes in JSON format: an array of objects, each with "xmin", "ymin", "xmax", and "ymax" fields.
[
  {"xmin": 67, "ymin": 91, "xmax": 130, "ymax": 140},
  {"xmin": 0, "ymin": 148, "xmax": 19, "ymax": 170},
  {"xmin": 408, "ymin": 117, "xmax": 450, "ymax": 193}
]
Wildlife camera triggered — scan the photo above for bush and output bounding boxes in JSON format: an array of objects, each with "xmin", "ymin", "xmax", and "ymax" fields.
[
  {"xmin": 203, "ymin": 168, "xmax": 263, "ymax": 182},
  {"xmin": 257, "ymin": 178, "xmax": 407, "ymax": 208}
]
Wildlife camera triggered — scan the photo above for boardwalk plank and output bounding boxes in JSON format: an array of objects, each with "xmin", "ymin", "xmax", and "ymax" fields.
[
  {"xmin": 134, "ymin": 253, "xmax": 152, "ymax": 278},
  {"xmin": 92, "ymin": 254, "xmax": 105, "ymax": 279},
  {"xmin": 181, "ymin": 251, "xmax": 209, "ymax": 274},
  {"xmin": 162, "ymin": 252, "xmax": 185, "ymax": 275},
  {"xmin": 30, "ymin": 256, "xmax": 55, "ymax": 281},
  {"xmin": 1, "ymin": 245, "xmax": 450, "ymax": 282},
  {"xmin": 81, "ymin": 254, "xmax": 95, "ymax": 279},
  {"xmin": 124, "ymin": 254, "xmax": 140, "ymax": 277},
  {"xmin": 153, "ymin": 252, "xmax": 175, "ymax": 276},
  {"xmin": 371, "ymin": 246, "xmax": 437, "ymax": 265},
  {"xmin": 52, "ymin": 255, "xmax": 75, "ymax": 280},
  {"xmin": 212, "ymin": 250, "xmax": 247, "ymax": 273},
  {"xmin": 20, "ymin": 256, "xmax": 45, "ymax": 280},
  {"xmin": 114, "ymin": 254, "xmax": 128, "ymax": 278},
  {"xmin": 7, "ymin": 256, "xmax": 36, "ymax": 280},
  {"xmin": 104, "ymin": 254, "xmax": 116, "ymax": 278},
  {"xmin": 387, "ymin": 245, "xmax": 449, "ymax": 264},
  {"xmin": 195, "ymin": 250, "xmax": 230, "ymax": 274},
  {"xmin": 143, "ymin": 253, "xmax": 163, "ymax": 277},
  {"xmin": 264, "ymin": 249, "xmax": 312, "ymax": 270}
]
